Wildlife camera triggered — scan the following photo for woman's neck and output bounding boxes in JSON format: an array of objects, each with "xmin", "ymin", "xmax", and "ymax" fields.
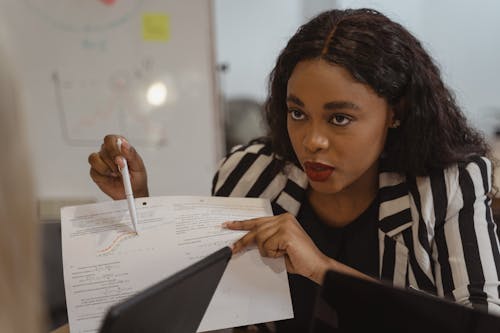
[{"xmin": 307, "ymin": 165, "xmax": 379, "ymax": 228}]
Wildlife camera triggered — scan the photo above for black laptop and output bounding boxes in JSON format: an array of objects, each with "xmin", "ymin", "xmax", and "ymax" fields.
[
  {"xmin": 310, "ymin": 270, "xmax": 500, "ymax": 333},
  {"xmin": 99, "ymin": 246, "xmax": 232, "ymax": 333}
]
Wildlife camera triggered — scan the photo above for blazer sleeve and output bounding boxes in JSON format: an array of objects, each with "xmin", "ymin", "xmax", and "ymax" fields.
[
  {"xmin": 434, "ymin": 156, "xmax": 500, "ymax": 315},
  {"xmin": 211, "ymin": 142, "xmax": 271, "ymax": 197}
]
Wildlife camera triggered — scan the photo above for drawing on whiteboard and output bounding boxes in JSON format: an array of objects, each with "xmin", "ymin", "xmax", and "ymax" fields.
[
  {"xmin": 24, "ymin": 0, "xmax": 141, "ymax": 33},
  {"xmin": 53, "ymin": 57, "xmax": 169, "ymax": 147}
]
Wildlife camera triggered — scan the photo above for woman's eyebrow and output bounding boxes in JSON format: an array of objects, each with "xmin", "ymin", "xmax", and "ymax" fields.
[
  {"xmin": 286, "ymin": 95, "xmax": 304, "ymax": 107},
  {"xmin": 324, "ymin": 101, "xmax": 361, "ymax": 111},
  {"xmin": 287, "ymin": 95, "xmax": 361, "ymax": 112}
]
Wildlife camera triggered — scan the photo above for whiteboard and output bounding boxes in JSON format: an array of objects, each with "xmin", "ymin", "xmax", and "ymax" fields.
[{"xmin": 0, "ymin": 0, "xmax": 222, "ymax": 201}]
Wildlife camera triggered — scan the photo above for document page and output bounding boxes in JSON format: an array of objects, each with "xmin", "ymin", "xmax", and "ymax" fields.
[{"xmin": 61, "ymin": 196, "xmax": 293, "ymax": 332}]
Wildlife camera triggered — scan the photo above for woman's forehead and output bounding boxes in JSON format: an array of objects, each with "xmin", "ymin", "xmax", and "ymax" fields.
[{"xmin": 286, "ymin": 59, "xmax": 384, "ymax": 109}]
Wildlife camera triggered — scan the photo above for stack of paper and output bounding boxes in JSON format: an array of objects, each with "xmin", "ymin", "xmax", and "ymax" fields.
[{"xmin": 61, "ymin": 196, "xmax": 293, "ymax": 332}]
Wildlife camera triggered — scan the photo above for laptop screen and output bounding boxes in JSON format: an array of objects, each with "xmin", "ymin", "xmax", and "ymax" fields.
[
  {"xmin": 99, "ymin": 246, "xmax": 232, "ymax": 333},
  {"xmin": 310, "ymin": 270, "xmax": 500, "ymax": 333}
]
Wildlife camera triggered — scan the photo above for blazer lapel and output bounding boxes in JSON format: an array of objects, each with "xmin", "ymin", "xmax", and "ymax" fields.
[
  {"xmin": 377, "ymin": 171, "xmax": 414, "ymax": 286},
  {"xmin": 273, "ymin": 166, "xmax": 415, "ymax": 235},
  {"xmin": 272, "ymin": 163, "xmax": 308, "ymax": 216},
  {"xmin": 378, "ymin": 171, "xmax": 413, "ymax": 235},
  {"xmin": 270, "ymin": 164, "xmax": 415, "ymax": 287}
]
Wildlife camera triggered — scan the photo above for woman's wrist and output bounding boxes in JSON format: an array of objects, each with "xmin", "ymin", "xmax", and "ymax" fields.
[
  {"xmin": 311, "ymin": 254, "xmax": 337, "ymax": 285},
  {"xmin": 135, "ymin": 186, "xmax": 149, "ymax": 198}
]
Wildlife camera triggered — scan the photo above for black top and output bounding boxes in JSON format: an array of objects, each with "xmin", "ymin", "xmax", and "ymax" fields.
[{"xmin": 275, "ymin": 197, "xmax": 380, "ymax": 333}]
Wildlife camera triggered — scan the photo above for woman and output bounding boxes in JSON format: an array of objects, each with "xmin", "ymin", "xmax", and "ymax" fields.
[{"xmin": 89, "ymin": 8, "xmax": 500, "ymax": 332}]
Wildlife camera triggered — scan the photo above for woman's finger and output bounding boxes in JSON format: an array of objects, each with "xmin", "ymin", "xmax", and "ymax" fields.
[
  {"xmin": 103, "ymin": 134, "xmax": 121, "ymax": 154},
  {"xmin": 262, "ymin": 234, "xmax": 287, "ymax": 257},
  {"xmin": 254, "ymin": 223, "xmax": 281, "ymax": 257},
  {"xmin": 232, "ymin": 230, "xmax": 259, "ymax": 253},
  {"xmin": 223, "ymin": 216, "xmax": 274, "ymax": 231},
  {"xmin": 99, "ymin": 143, "xmax": 119, "ymax": 174},
  {"xmin": 119, "ymin": 139, "xmax": 144, "ymax": 172},
  {"xmin": 88, "ymin": 152, "xmax": 117, "ymax": 177},
  {"xmin": 90, "ymin": 168, "xmax": 108, "ymax": 184}
]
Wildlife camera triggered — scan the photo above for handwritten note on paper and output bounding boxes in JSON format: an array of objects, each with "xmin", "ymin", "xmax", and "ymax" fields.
[{"xmin": 61, "ymin": 196, "xmax": 293, "ymax": 333}]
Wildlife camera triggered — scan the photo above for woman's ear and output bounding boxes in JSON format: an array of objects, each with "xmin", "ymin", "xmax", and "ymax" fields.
[
  {"xmin": 390, "ymin": 115, "xmax": 401, "ymax": 128},
  {"xmin": 387, "ymin": 108, "xmax": 399, "ymax": 129},
  {"xmin": 388, "ymin": 104, "xmax": 401, "ymax": 129}
]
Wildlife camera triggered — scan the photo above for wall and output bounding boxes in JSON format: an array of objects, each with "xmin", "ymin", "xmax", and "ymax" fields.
[
  {"xmin": 337, "ymin": 0, "xmax": 500, "ymax": 135},
  {"xmin": 0, "ymin": 0, "xmax": 221, "ymax": 210},
  {"xmin": 213, "ymin": 0, "xmax": 303, "ymax": 103},
  {"xmin": 215, "ymin": 0, "xmax": 500, "ymax": 136}
]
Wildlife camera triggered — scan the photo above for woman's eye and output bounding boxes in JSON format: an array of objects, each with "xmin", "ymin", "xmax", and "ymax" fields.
[
  {"xmin": 330, "ymin": 114, "xmax": 352, "ymax": 126},
  {"xmin": 288, "ymin": 109, "xmax": 305, "ymax": 120}
]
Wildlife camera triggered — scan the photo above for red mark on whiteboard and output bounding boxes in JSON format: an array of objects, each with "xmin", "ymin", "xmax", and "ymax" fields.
[{"xmin": 100, "ymin": 0, "xmax": 116, "ymax": 5}]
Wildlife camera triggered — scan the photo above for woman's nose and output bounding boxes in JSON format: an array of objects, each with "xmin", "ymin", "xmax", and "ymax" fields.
[{"xmin": 302, "ymin": 126, "xmax": 329, "ymax": 153}]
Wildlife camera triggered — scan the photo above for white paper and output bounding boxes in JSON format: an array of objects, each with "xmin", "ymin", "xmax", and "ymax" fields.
[{"xmin": 61, "ymin": 196, "xmax": 293, "ymax": 332}]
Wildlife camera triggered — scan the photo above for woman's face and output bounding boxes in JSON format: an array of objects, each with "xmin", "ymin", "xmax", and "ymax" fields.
[{"xmin": 286, "ymin": 59, "xmax": 394, "ymax": 196}]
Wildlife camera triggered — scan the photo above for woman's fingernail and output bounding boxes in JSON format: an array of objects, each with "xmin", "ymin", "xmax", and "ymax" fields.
[{"xmin": 121, "ymin": 139, "xmax": 130, "ymax": 152}]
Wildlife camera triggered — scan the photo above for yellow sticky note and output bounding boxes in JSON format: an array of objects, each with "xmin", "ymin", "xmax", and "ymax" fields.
[{"xmin": 142, "ymin": 13, "xmax": 169, "ymax": 42}]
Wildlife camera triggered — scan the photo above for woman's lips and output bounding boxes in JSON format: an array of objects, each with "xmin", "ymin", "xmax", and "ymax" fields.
[{"xmin": 304, "ymin": 161, "xmax": 335, "ymax": 182}]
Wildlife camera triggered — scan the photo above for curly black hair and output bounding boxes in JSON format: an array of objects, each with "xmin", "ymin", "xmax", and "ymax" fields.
[{"xmin": 264, "ymin": 8, "xmax": 489, "ymax": 177}]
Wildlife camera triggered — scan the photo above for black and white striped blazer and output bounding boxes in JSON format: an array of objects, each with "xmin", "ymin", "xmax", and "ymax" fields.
[{"xmin": 212, "ymin": 142, "xmax": 500, "ymax": 314}]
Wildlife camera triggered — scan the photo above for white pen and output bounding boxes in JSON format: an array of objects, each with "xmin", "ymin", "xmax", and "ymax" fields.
[{"xmin": 117, "ymin": 138, "xmax": 139, "ymax": 234}]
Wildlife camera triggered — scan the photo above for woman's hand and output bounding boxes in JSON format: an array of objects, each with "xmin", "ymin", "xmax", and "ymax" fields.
[
  {"xmin": 88, "ymin": 134, "xmax": 149, "ymax": 200},
  {"xmin": 224, "ymin": 213, "xmax": 333, "ymax": 284}
]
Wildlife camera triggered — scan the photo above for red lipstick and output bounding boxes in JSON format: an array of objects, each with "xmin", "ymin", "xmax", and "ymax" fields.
[{"xmin": 304, "ymin": 161, "xmax": 334, "ymax": 182}]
